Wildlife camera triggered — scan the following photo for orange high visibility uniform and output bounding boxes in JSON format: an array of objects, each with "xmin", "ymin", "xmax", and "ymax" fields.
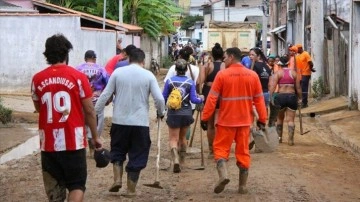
[
  {"xmin": 295, "ymin": 51, "xmax": 312, "ymax": 76},
  {"xmin": 202, "ymin": 63, "xmax": 267, "ymax": 168}
]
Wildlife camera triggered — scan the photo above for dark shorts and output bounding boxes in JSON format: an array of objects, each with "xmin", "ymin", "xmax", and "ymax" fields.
[
  {"xmin": 110, "ymin": 124, "xmax": 151, "ymax": 172},
  {"xmin": 274, "ymin": 93, "xmax": 298, "ymax": 111},
  {"xmin": 41, "ymin": 149, "xmax": 87, "ymax": 200},
  {"xmin": 166, "ymin": 114, "xmax": 194, "ymax": 128}
]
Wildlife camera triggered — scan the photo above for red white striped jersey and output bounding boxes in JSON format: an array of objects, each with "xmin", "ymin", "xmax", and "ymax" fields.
[{"xmin": 31, "ymin": 64, "xmax": 92, "ymax": 152}]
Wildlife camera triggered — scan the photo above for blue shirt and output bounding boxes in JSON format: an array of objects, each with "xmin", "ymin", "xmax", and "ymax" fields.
[{"xmin": 114, "ymin": 60, "xmax": 129, "ymax": 69}]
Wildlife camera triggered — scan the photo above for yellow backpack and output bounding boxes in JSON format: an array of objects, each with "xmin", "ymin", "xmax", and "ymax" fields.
[{"xmin": 167, "ymin": 78, "xmax": 190, "ymax": 110}]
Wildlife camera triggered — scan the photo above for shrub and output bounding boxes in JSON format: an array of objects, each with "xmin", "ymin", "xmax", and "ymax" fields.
[
  {"xmin": 161, "ymin": 55, "xmax": 174, "ymax": 69},
  {"xmin": 312, "ymin": 77, "xmax": 326, "ymax": 99},
  {"xmin": 0, "ymin": 97, "xmax": 12, "ymax": 124}
]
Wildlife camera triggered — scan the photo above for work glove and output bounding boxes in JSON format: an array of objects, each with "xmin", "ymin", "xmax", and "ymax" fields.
[
  {"xmin": 311, "ymin": 67, "xmax": 316, "ymax": 72},
  {"xmin": 157, "ymin": 110, "xmax": 165, "ymax": 120},
  {"xmin": 256, "ymin": 121, "xmax": 266, "ymax": 131},
  {"xmin": 195, "ymin": 103, "xmax": 204, "ymax": 112},
  {"xmin": 200, "ymin": 121, "xmax": 208, "ymax": 131}
]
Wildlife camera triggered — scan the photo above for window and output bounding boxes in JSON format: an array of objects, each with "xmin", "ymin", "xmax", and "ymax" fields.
[{"xmin": 225, "ymin": 0, "xmax": 235, "ymax": 7}]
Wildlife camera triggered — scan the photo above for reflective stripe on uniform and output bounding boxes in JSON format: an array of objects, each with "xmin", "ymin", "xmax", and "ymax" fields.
[
  {"xmin": 209, "ymin": 89, "xmax": 220, "ymax": 97},
  {"xmin": 221, "ymin": 96, "xmax": 253, "ymax": 101}
]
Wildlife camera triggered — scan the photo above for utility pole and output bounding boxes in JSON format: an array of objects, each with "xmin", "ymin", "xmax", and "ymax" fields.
[
  {"xmin": 262, "ymin": 0, "xmax": 268, "ymax": 54},
  {"xmin": 310, "ymin": 0, "xmax": 324, "ymax": 81},
  {"xmin": 270, "ymin": 0, "xmax": 278, "ymax": 55},
  {"xmin": 102, "ymin": 0, "xmax": 107, "ymax": 29},
  {"xmin": 119, "ymin": 0, "xmax": 123, "ymax": 24}
]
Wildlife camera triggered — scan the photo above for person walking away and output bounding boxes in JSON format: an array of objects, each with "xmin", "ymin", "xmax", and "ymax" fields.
[
  {"xmin": 267, "ymin": 54, "xmax": 281, "ymax": 127},
  {"xmin": 288, "ymin": 45, "xmax": 298, "ymax": 71},
  {"xmin": 201, "ymin": 47, "xmax": 267, "ymax": 194},
  {"xmin": 76, "ymin": 50, "xmax": 109, "ymax": 157},
  {"xmin": 269, "ymin": 55, "xmax": 302, "ymax": 145},
  {"xmin": 95, "ymin": 48, "xmax": 165, "ymax": 197},
  {"xmin": 114, "ymin": 45, "xmax": 137, "ymax": 69},
  {"xmin": 31, "ymin": 34, "xmax": 102, "ymax": 202},
  {"xmin": 164, "ymin": 46, "xmax": 200, "ymax": 149},
  {"xmin": 163, "ymin": 59, "xmax": 204, "ymax": 173},
  {"xmin": 295, "ymin": 44, "xmax": 315, "ymax": 108},
  {"xmin": 198, "ymin": 43, "xmax": 225, "ymax": 158},
  {"xmin": 249, "ymin": 47, "xmax": 272, "ymax": 109}
]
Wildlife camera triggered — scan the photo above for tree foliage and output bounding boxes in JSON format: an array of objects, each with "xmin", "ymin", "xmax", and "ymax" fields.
[
  {"xmin": 46, "ymin": 0, "xmax": 182, "ymax": 39},
  {"xmin": 180, "ymin": 15, "xmax": 203, "ymax": 30}
]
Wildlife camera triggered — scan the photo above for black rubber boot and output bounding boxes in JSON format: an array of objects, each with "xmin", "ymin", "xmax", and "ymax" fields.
[
  {"xmin": 171, "ymin": 148, "xmax": 180, "ymax": 173},
  {"xmin": 122, "ymin": 171, "xmax": 140, "ymax": 198},
  {"xmin": 268, "ymin": 102, "xmax": 280, "ymax": 127},
  {"xmin": 238, "ymin": 167, "xmax": 249, "ymax": 194}
]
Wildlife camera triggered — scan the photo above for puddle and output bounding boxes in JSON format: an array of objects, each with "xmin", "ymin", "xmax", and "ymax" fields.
[{"xmin": 0, "ymin": 128, "xmax": 39, "ymax": 165}]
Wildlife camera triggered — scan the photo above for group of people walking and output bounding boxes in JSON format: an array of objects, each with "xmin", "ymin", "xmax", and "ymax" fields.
[{"xmin": 31, "ymin": 33, "xmax": 313, "ymax": 201}]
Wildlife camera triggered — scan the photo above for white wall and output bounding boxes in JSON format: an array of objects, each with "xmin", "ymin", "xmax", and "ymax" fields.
[
  {"xmin": 0, "ymin": 15, "xmax": 116, "ymax": 94},
  {"xmin": 349, "ymin": 2, "xmax": 360, "ymax": 109}
]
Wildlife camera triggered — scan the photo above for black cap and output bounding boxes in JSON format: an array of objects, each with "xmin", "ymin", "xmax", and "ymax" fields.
[
  {"xmin": 84, "ymin": 50, "xmax": 96, "ymax": 59},
  {"xmin": 94, "ymin": 148, "xmax": 110, "ymax": 168}
]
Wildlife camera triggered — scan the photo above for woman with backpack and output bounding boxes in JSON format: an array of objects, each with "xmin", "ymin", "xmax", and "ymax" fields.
[
  {"xmin": 198, "ymin": 43, "xmax": 225, "ymax": 158},
  {"xmin": 163, "ymin": 59, "xmax": 204, "ymax": 173}
]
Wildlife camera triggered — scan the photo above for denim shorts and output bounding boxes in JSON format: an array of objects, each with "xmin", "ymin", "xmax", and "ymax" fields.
[{"xmin": 263, "ymin": 92, "xmax": 270, "ymax": 107}]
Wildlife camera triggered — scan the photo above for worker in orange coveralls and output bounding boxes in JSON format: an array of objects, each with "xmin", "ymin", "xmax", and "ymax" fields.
[{"xmin": 201, "ymin": 47, "xmax": 267, "ymax": 194}]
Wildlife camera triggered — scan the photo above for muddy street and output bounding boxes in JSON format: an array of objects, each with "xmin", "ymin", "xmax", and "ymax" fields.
[{"xmin": 1, "ymin": 93, "xmax": 360, "ymax": 202}]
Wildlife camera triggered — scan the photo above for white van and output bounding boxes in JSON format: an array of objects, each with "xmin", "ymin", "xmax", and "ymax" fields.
[{"xmin": 178, "ymin": 37, "xmax": 190, "ymax": 46}]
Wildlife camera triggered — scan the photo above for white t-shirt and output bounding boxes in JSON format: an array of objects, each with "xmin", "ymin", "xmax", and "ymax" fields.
[{"xmin": 164, "ymin": 64, "xmax": 200, "ymax": 109}]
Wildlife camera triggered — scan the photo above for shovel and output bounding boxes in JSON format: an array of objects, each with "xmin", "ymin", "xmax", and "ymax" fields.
[
  {"xmin": 143, "ymin": 118, "xmax": 163, "ymax": 189},
  {"xmin": 298, "ymin": 105, "xmax": 310, "ymax": 135},
  {"xmin": 194, "ymin": 113, "xmax": 205, "ymax": 170}
]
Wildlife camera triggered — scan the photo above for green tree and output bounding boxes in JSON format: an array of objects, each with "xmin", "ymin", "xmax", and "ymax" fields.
[
  {"xmin": 180, "ymin": 15, "xmax": 203, "ymax": 30},
  {"xmin": 47, "ymin": 0, "xmax": 182, "ymax": 39},
  {"xmin": 123, "ymin": 0, "xmax": 182, "ymax": 39}
]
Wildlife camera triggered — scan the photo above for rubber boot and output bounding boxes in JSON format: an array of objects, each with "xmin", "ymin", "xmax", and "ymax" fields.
[
  {"xmin": 171, "ymin": 148, "xmax": 181, "ymax": 173},
  {"xmin": 276, "ymin": 125, "xmax": 283, "ymax": 143},
  {"xmin": 214, "ymin": 159, "xmax": 230, "ymax": 194},
  {"xmin": 122, "ymin": 171, "xmax": 140, "ymax": 198},
  {"xmin": 288, "ymin": 125, "xmax": 295, "ymax": 146},
  {"xmin": 238, "ymin": 167, "xmax": 249, "ymax": 194},
  {"xmin": 179, "ymin": 146, "xmax": 186, "ymax": 167},
  {"xmin": 268, "ymin": 102, "xmax": 280, "ymax": 127},
  {"xmin": 109, "ymin": 162, "xmax": 123, "ymax": 192}
]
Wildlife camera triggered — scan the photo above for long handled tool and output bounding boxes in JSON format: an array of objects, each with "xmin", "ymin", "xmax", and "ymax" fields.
[
  {"xmin": 194, "ymin": 112, "xmax": 205, "ymax": 170},
  {"xmin": 189, "ymin": 110, "xmax": 199, "ymax": 147},
  {"xmin": 298, "ymin": 106, "xmax": 310, "ymax": 135},
  {"xmin": 143, "ymin": 118, "xmax": 163, "ymax": 189}
]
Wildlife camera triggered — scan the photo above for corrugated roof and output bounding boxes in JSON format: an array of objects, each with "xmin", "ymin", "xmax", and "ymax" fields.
[
  {"xmin": 0, "ymin": 0, "xmax": 36, "ymax": 12},
  {"xmin": 32, "ymin": 0, "xmax": 143, "ymax": 33},
  {"xmin": 0, "ymin": 0, "xmax": 18, "ymax": 7}
]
